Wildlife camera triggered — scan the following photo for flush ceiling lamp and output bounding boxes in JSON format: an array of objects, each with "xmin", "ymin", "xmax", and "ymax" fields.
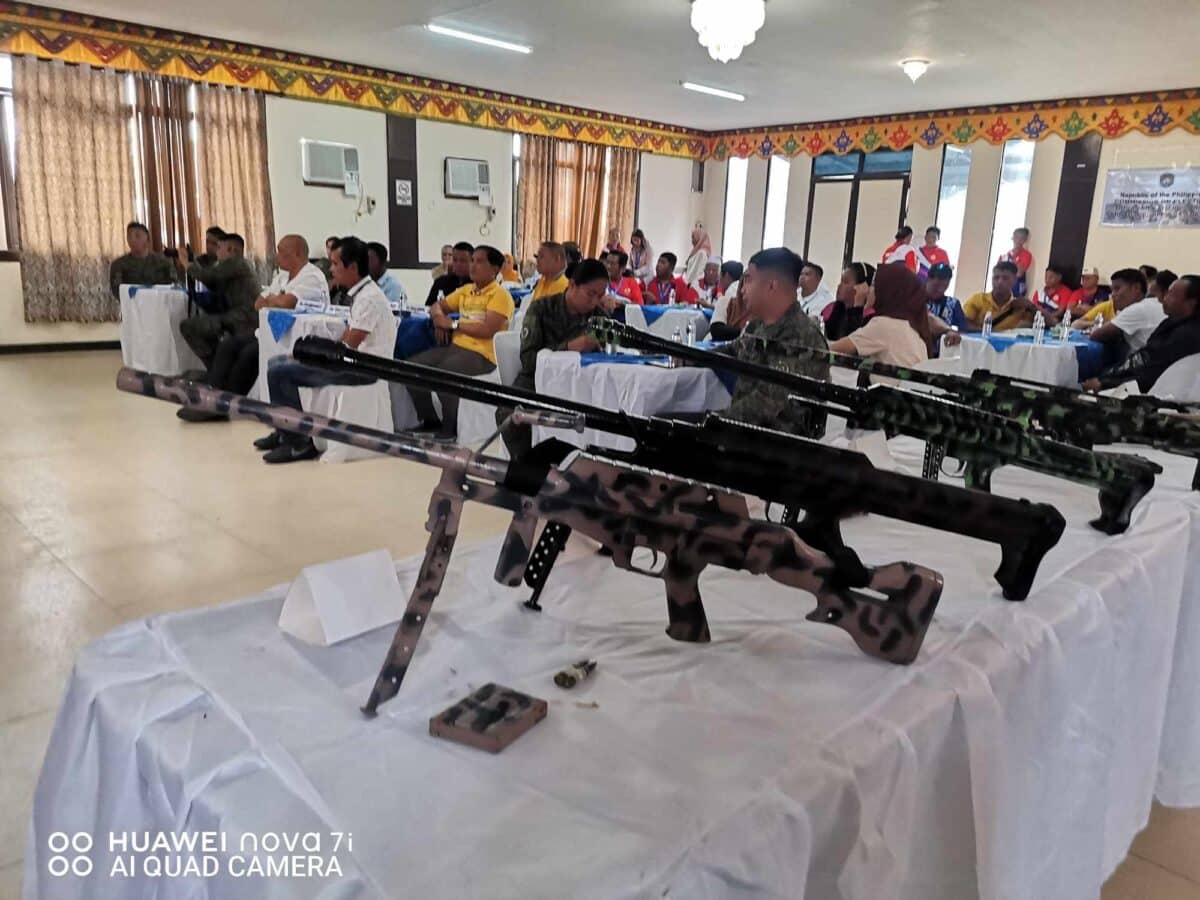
[
  {"xmin": 690, "ymin": 0, "xmax": 767, "ymax": 63},
  {"xmin": 900, "ymin": 58, "xmax": 930, "ymax": 83}
]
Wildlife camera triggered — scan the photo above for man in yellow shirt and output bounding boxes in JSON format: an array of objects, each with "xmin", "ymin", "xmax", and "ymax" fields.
[
  {"xmin": 962, "ymin": 261, "xmax": 1034, "ymax": 332},
  {"xmin": 529, "ymin": 241, "xmax": 569, "ymax": 303},
  {"xmin": 410, "ymin": 245, "xmax": 514, "ymax": 438},
  {"xmin": 1074, "ymin": 298, "xmax": 1114, "ymax": 327}
]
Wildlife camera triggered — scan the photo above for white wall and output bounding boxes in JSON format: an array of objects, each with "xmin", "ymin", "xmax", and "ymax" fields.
[
  {"xmin": 636, "ymin": 153, "xmax": 697, "ymax": 268},
  {"xmin": 1084, "ymin": 131, "xmax": 1200, "ymax": 279},
  {"xmin": 782, "ymin": 153, "xmax": 812, "ymax": 257},
  {"xmin": 739, "ymin": 157, "xmax": 768, "ymax": 262},
  {"xmin": 265, "ymin": 96, "xmax": 389, "ymax": 255},
  {"xmin": 1024, "ymin": 136, "xmax": 1066, "ymax": 281},
  {"xmin": 415, "ymin": 120, "xmax": 512, "ymax": 262},
  {"xmin": 906, "ymin": 145, "xmax": 942, "ymax": 236},
  {"xmin": 700, "ymin": 160, "xmax": 726, "ymax": 251},
  {"xmin": 956, "ymin": 142, "xmax": 1005, "ymax": 297}
]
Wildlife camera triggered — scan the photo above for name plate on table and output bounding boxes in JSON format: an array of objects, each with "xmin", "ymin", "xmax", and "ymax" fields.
[
  {"xmin": 278, "ymin": 549, "xmax": 405, "ymax": 646},
  {"xmin": 294, "ymin": 298, "xmax": 328, "ymax": 314}
]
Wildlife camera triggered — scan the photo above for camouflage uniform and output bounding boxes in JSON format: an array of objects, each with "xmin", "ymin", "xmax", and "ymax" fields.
[
  {"xmin": 180, "ymin": 257, "xmax": 261, "ymax": 367},
  {"xmin": 498, "ymin": 291, "xmax": 591, "ymax": 457},
  {"xmin": 722, "ymin": 303, "xmax": 829, "ymax": 434},
  {"xmin": 108, "ymin": 253, "xmax": 174, "ymax": 298}
]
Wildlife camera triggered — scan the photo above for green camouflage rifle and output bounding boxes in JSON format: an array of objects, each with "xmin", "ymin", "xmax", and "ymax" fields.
[
  {"xmin": 117, "ymin": 367, "xmax": 944, "ymax": 716},
  {"xmin": 591, "ymin": 318, "xmax": 1162, "ymax": 535}
]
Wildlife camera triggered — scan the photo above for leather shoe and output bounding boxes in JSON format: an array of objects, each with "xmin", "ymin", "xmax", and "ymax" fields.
[
  {"xmin": 253, "ymin": 431, "xmax": 282, "ymax": 451},
  {"xmin": 262, "ymin": 440, "xmax": 320, "ymax": 464},
  {"xmin": 176, "ymin": 407, "xmax": 224, "ymax": 423}
]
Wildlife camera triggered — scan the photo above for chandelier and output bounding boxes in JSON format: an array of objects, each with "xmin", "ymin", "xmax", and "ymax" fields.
[{"xmin": 690, "ymin": 0, "xmax": 767, "ymax": 63}]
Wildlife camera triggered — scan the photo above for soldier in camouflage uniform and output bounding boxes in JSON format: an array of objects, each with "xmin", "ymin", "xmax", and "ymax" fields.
[
  {"xmin": 177, "ymin": 232, "xmax": 262, "ymax": 368},
  {"xmin": 720, "ymin": 247, "xmax": 830, "ymax": 435},
  {"xmin": 496, "ymin": 259, "xmax": 609, "ymax": 458},
  {"xmin": 108, "ymin": 222, "xmax": 174, "ymax": 298}
]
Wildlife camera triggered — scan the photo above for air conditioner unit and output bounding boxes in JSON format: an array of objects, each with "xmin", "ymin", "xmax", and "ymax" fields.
[
  {"xmin": 445, "ymin": 157, "xmax": 491, "ymax": 201},
  {"xmin": 301, "ymin": 139, "xmax": 360, "ymax": 189}
]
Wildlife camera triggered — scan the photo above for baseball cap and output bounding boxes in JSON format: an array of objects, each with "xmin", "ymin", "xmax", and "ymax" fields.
[
  {"xmin": 1080, "ymin": 265, "xmax": 1100, "ymax": 278},
  {"xmin": 928, "ymin": 262, "xmax": 953, "ymax": 280}
]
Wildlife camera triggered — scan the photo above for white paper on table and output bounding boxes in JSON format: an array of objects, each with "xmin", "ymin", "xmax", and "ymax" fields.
[{"xmin": 278, "ymin": 549, "xmax": 405, "ymax": 646}]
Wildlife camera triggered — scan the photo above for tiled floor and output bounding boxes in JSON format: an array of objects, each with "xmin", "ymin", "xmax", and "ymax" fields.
[{"xmin": 0, "ymin": 349, "xmax": 1197, "ymax": 899}]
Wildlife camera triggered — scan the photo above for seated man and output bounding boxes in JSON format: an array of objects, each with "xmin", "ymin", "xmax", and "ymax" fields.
[
  {"xmin": 924, "ymin": 263, "xmax": 965, "ymax": 350},
  {"xmin": 696, "ymin": 257, "xmax": 724, "ymax": 307},
  {"xmin": 367, "ymin": 241, "xmax": 409, "ymax": 308},
  {"xmin": 425, "ymin": 241, "xmax": 472, "ymax": 306},
  {"xmin": 1088, "ymin": 268, "xmax": 1163, "ymax": 366},
  {"xmin": 194, "ymin": 226, "xmax": 227, "ymax": 268},
  {"xmin": 254, "ymin": 236, "xmax": 397, "ymax": 463},
  {"xmin": 643, "ymin": 252, "xmax": 698, "ymax": 305},
  {"xmin": 1064, "ymin": 266, "xmax": 1109, "ymax": 320},
  {"xmin": 431, "ymin": 244, "xmax": 454, "ymax": 281},
  {"xmin": 1084, "ymin": 275, "xmax": 1200, "ymax": 394},
  {"xmin": 708, "ymin": 261, "xmax": 746, "ymax": 341},
  {"xmin": 496, "ymin": 259, "xmax": 607, "ymax": 458},
  {"xmin": 178, "ymin": 234, "xmax": 329, "ymax": 422},
  {"xmin": 529, "ymin": 242, "xmax": 570, "ymax": 303},
  {"xmin": 798, "ymin": 262, "xmax": 835, "ymax": 317},
  {"xmin": 604, "ymin": 251, "xmax": 644, "ymax": 305},
  {"xmin": 719, "ymin": 247, "xmax": 830, "ymax": 436},
  {"xmin": 177, "ymin": 233, "xmax": 261, "ymax": 369},
  {"xmin": 962, "ymin": 261, "xmax": 1033, "ymax": 332},
  {"xmin": 409, "ymin": 245, "xmax": 514, "ymax": 438},
  {"xmin": 109, "ymin": 221, "xmax": 173, "ymax": 298},
  {"xmin": 1031, "ymin": 264, "xmax": 1074, "ymax": 318}
]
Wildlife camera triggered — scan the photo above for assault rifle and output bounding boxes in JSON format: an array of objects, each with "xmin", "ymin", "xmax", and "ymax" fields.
[
  {"xmin": 292, "ymin": 337, "xmax": 1064, "ymax": 601},
  {"xmin": 682, "ymin": 331, "xmax": 1200, "ymax": 491},
  {"xmin": 117, "ymin": 367, "xmax": 944, "ymax": 716},
  {"xmin": 591, "ymin": 319, "xmax": 1162, "ymax": 535}
]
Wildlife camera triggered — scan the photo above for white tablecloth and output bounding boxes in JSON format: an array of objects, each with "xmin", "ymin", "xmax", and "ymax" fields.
[
  {"xmin": 533, "ymin": 350, "xmax": 730, "ymax": 451},
  {"xmin": 254, "ymin": 310, "xmax": 348, "ymax": 401},
  {"xmin": 22, "ymin": 439, "xmax": 1200, "ymax": 900},
  {"xmin": 944, "ymin": 333, "xmax": 1079, "ymax": 386},
  {"xmin": 118, "ymin": 285, "xmax": 202, "ymax": 376},
  {"xmin": 647, "ymin": 307, "xmax": 710, "ymax": 341}
]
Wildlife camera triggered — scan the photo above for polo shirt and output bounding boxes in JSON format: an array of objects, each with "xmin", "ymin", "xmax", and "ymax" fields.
[
  {"xmin": 1109, "ymin": 297, "xmax": 1166, "ymax": 352},
  {"xmin": 608, "ymin": 277, "xmax": 644, "ymax": 305},
  {"xmin": 443, "ymin": 281, "xmax": 515, "ymax": 364},
  {"xmin": 962, "ymin": 292, "xmax": 1031, "ymax": 332},
  {"xmin": 345, "ymin": 277, "xmax": 398, "ymax": 359},
  {"xmin": 882, "ymin": 241, "xmax": 919, "ymax": 273},
  {"xmin": 530, "ymin": 272, "xmax": 569, "ymax": 303}
]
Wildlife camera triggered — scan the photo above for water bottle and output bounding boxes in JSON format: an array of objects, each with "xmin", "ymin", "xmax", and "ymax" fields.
[
  {"xmin": 1061, "ymin": 309, "xmax": 1072, "ymax": 341},
  {"xmin": 670, "ymin": 325, "xmax": 683, "ymax": 367},
  {"xmin": 668, "ymin": 285, "xmax": 676, "ymax": 306},
  {"xmin": 1033, "ymin": 310, "xmax": 1045, "ymax": 345},
  {"xmin": 436, "ymin": 289, "xmax": 445, "ymax": 305},
  {"xmin": 944, "ymin": 326, "xmax": 961, "ymax": 359},
  {"xmin": 982, "ymin": 311, "xmax": 993, "ymax": 338},
  {"xmin": 685, "ymin": 320, "xmax": 695, "ymax": 347},
  {"xmin": 1093, "ymin": 313, "xmax": 1104, "ymax": 330},
  {"xmin": 400, "ymin": 292, "xmax": 409, "ymax": 316}
]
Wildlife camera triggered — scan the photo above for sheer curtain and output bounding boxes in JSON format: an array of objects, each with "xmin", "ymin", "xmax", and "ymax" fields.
[
  {"xmin": 516, "ymin": 135, "xmax": 607, "ymax": 261},
  {"xmin": 605, "ymin": 148, "xmax": 639, "ymax": 251},
  {"xmin": 15, "ymin": 56, "xmax": 136, "ymax": 322},
  {"xmin": 194, "ymin": 84, "xmax": 275, "ymax": 280},
  {"xmin": 132, "ymin": 73, "xmax": 202, "ymax": 254}
]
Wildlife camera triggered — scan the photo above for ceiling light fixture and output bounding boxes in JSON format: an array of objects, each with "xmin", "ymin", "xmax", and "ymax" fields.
[
  {"xmin": 681, "ymin": 81, "xmax": 745, "ymax": 102},
  {"xmin": 690, "ymin": 0, "xmax": 766, "ymax": 63},
  {"xmin": 425, "ymin": 24, "xmax": 532, "ymax": 55},
  {"xmin": 900, "ymin": 58, "xmax": 930, "ymax": 83}
]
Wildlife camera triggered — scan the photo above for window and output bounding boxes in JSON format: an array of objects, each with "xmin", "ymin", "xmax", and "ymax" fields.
[
  {"xmin": 761, "ymin": 155, "xmax": 790, "ymax": 248},
  {"xmin": 0, "ymin": 54, "xmax": 17, "ymax": 252},
  {"xmin": 813, "ymin": 152, "xmax": 860, "ymax": 178},
  {"xmin": 935, "ymin": 145, "xmax": 972, "ymax": 295},
  {"xmin": 862, "ymin": 148, "xmax": 914, "ymax": 174},
  {"xmin": 721, "ymin": 156, "xmax": 748, "ymax": 260},
  {"xmin": 985, "ymin": 139, "xmax": 1036, "ymax": 289}
]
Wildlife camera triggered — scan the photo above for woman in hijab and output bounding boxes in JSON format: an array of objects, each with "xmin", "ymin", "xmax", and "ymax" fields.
[
  {"xmin": 629, "ymin": 229, "xmax": 654, "ymax": 284},
  {"xmin": 830, "ymin": 262, "xmax": 929, "ymax": 367},
  {"xmin": 823, "ymin": 262, "xmax": 876, "ymax": 340},
  {"xmin": 684, "ymin": 223, "xmax": 712, "ymax": 288}
]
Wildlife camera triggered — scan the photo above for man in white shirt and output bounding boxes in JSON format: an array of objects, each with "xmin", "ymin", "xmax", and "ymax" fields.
[
  {"xmin": 367, "ymin": 241, "xmax": 409, "ymax": 309},
  {"xmin": 797, "ymin": 262, "xmax": 835, "ymax": 317},
  {"xmin": 255, "ymin": 236, "xmax": 398, "ymax": 463},
  {"xmin": 178, "ymin": 234, "xmax": 331, "ymax": 423},
  {"xmin": 1088, "ymin": 267, "xmax": 1165, "ymax": 362},
  {"xmin": 709, "ymin": 261, "xmax": 744, "ymax": 330}
]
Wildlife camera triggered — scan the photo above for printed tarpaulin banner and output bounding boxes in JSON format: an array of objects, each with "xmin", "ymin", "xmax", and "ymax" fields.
[{"xmin": 1100, "ymin": 167, "xmax": 1200, "ymax": 228}]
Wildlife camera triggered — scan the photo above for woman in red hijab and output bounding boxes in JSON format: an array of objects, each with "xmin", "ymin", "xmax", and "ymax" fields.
[{"xmin": 830, "ymin": 262, "xmax": 930, "ymax": 367}]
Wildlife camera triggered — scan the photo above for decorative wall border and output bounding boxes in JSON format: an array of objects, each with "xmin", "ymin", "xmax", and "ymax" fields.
[
  {"xmin": 706, "ymin": 89, "xmax": 1200, "ymax": 160},
  {"xmin": 0, "ymin": 2, "xmax": 1195, "ymax": 163}
]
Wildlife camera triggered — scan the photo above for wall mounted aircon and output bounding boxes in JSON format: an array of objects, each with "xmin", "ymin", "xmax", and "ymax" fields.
[
  {"xmin": 301, "ymin": 139, "xmax": 361, "ymax": 191},
  {"xmin": 445, "ymin": 157, "xmax": 491, "ymax": 202}
]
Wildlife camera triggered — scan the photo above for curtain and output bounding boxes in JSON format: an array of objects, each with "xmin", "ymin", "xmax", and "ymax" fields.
[
  {"xmin": 15, "ymin": 57, "xmax": 137, "ymax": 322},
  {"xmin": 131, "ymin": 73, "xmax": 202, "ymax": 254},
  {"xmin": 516, "ymin": 135, "xmax": 607, "ymax": 262},
  {"xmin": 605, "ymin": 148, "xmax": 639, "ymax": 252},
  {"xmin": 194, "ymin": 84, "xmax": 275, "ymax": 280}
]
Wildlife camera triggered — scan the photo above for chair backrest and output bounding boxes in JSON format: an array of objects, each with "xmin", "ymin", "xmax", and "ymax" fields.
[
  {"xmin": 624, "ymin": 304, "xmax": 648, "ymax": 332},
  {"xmin": 493, "ymin": 330, "xmax": 522, "ymax": 386},
  {"xmin": 1151, "ymin": 354, "xmax": 1200, "ymax": 402}
]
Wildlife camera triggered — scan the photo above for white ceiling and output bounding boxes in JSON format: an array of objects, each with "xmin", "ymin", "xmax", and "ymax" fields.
[{"xmin": 55, "ymin": 0, "xmax": 1200, "ymax": 132}]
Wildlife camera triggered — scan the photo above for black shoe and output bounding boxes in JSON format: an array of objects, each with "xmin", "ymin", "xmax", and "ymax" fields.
[
  {"xmin": 408, "ymin": 419, "xmax": 443, "ymax": 435},
  {"xmin": 253, "ymin": 431, "xmax": 282, "ymax": 451},
  {"xmin": 262, "ymin": 440, "xmax": 320, "ymax": 464},
  {"xmin": 176, "ymin": 407, "xmax": 225, "ymax": 423}
]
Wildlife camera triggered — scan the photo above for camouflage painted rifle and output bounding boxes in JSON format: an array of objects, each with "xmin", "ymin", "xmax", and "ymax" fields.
[
  {"xmin": 117, "ymin": 367, "xmax": 944, "ymax": 716},
  {"xmin": 293, "ymin": 337, "xmax": 1065, "ymax": 601},
  {"xmin": 697, "ymin": 331, "xmax": 1200, "ymax": 491},
  {"xmin": 591, "ymin": 319, "xmax": 1162, "ymax": 535}
]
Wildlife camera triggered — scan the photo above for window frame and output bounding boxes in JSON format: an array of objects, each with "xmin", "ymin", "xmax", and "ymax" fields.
[{"xmin": 803, "ymin": 148, "xmax": 911, "ymax": 267}]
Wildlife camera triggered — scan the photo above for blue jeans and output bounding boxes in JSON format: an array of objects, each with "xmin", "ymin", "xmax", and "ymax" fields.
[{"xmin": 266, "ymin": 357, "xmax": 374, "ymax": 445}]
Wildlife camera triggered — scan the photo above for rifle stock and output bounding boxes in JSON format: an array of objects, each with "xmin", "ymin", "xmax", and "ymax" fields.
[{"xmin": 117, "ymin": 367, "xmax": 944, "ymax": 715}]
